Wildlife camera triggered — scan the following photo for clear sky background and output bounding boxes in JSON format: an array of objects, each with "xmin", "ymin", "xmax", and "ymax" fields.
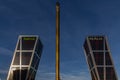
[{"xmin": 0, "ymin": 0, "xmax": 120, "ymax": 80}]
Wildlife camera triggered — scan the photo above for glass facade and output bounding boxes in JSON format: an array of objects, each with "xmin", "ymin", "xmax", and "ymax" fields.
[
  {"xmin": 22, "ymin": 37, "xmax": 36, "ymax": 50},
  {"xmin": 106, "ymin": 67, "xmax": 117, "ymax": 80},
  {"xmin": 88, "ymin": 54, "xmax": 93, "ymax": 69},
  {"xmin": 13, "ymin": 69, "xmax": 20, "ymax": 80},
  {"xmin": 13, "ymin": 52, "xmax": 20, "ymax": 65},
  {"xmin": 7, "ymin": 35, "xmax": 43, "ymax": 80},
  {"xmin": 84, "ymin": 36, "xmax": 118, "ymax": 80},
  {"xmin": 89, "ymin": 36, "xmax": 104, "ymax": 50},
  {"xmin": 22, "ymin": 52, "xmax": 32, "ymax": 65},
  {"xmin": 105, "ymin": 52, "xmax": 112, "ymax": 65},
  {"xmin": 93, "ymin": 52, "xmax": 104, "ymax": 65},
  {"xmin": 97, "ymin": 67, "xmax": 104, "ymax": 80}
]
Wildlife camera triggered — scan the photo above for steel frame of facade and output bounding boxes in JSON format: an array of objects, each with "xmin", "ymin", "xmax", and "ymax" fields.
[
  {"xmin": 83, "ymin": 36, "xmax": 118, "ymax": 80},
  {"xmin": 7, "ymin": 35, "xmax": 43, "ymax": 80}
]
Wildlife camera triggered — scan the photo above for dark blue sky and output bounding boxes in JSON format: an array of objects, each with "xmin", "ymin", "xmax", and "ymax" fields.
[{"xmin": 0, "ymin": 0, "xmax": 120, "ymax": 80}]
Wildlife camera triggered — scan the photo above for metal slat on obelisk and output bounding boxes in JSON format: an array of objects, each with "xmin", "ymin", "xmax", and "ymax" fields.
[{"xmin": 56, "ymin": 1, "xmax": 60, "ymax": 80}]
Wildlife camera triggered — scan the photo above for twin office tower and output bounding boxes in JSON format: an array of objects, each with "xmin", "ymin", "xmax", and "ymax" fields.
[
  {"xmin": 7, "ymin": 35, "xmax": 43, "ymax": 80},
  {"xmin": 84, "ymin": 36, "xmax": 118, "ymax": 80},
  {"xmin": 7, "ymin": 35, "xmax": 118, "ymax": 80}
]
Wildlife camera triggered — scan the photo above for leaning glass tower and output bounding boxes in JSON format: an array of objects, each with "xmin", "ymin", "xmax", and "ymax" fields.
[
  {"xmin": 7, "ymin": 35, "xmax": 43, "ymax": 80},
  {"xmin": 83, "ymin": 36, "xmax": 118, "ymax": 80}
]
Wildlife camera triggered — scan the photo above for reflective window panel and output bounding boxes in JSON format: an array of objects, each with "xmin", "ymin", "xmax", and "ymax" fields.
[
  {"xmin": 105, "ymin": 52, "xmax": 112, "ymax": 65},
  {"xmin": 22, "ymin": 37, "xmax": 36, "ymax": 50},
  {"xmin": 93, "ymin": 52, "xmax": 104, "ymax": 65},
  {"xmin": 22, "ymin": 52, "xmax": 32, "ymax": 65},
  {"xmin": 97, "ymin": 67, "xmax": 104, "ymax": 80},
  {"xmin": 106, "ymin": 67, "xmax": 117, "ymax": 80},
  {"xmin": 13, "ymin": 52, "xmax": 20, "ymax": 65},
  {"xmin": 89, "ymin": 36, "xmax": 104, "ymax": 50}
]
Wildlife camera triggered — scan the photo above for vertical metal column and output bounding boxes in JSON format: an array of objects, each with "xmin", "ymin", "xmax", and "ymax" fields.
[
  {"xmin": 56, "ymin": 2, "xmax": 60, "ymax": 80},
  {"xmin": 20, "ymin": 37, "xmax": 22, "ymax": 80}
]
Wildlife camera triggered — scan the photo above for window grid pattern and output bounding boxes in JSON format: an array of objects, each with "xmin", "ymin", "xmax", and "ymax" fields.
[
  {"xmin": 84, "ymin": 36, "xmax": 118, "ymax": 80},
  {"xmin": 7, "ymin": 35, "xmax": 43, "ymax": 80}
]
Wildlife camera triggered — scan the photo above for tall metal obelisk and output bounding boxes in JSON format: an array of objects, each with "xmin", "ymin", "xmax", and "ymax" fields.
[{"xmin": 56, "ymin": 1, "xmax": 60, "ymax": 80}]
